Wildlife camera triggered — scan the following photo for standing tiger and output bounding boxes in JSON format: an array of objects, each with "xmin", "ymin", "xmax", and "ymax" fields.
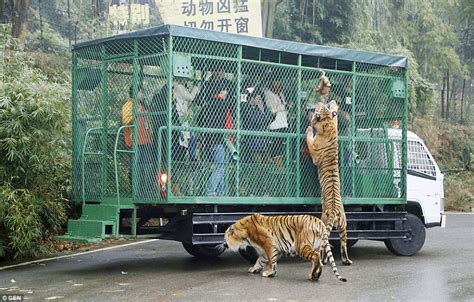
[
  {"xmin": 305, "ymin": 100, "xmax": 353, "ymax": 265},
  {"xmin": 223, "ymin": 213, "xmax": 347, "ymax": 282}
]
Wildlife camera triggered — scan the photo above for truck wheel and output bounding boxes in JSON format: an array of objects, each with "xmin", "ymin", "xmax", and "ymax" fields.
[
  {"xmin": 239, "ymin": 246, "xmax": 259, "ymax": 263},
  {"xmin": 384, "ymin": 213, "xmax": 426, "ymax": 256},
  {"xmin": 182, "ymin": 242, "xmax": 225, "ymax": 258}
]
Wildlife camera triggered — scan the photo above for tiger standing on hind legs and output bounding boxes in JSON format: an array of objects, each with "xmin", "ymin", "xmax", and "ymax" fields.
[
  {"xmin": 305, "ymin": 71, "xmax": 352, "ymax": 265},
  {"xmin": 223, "ymin": 213, "xmax": 347, "ymax": 282}
]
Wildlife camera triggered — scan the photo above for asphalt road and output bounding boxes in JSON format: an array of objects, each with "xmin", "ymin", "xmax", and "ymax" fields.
[{"xmin": 1, "ymin": 213, "xmax": 473, "ymax": 302}]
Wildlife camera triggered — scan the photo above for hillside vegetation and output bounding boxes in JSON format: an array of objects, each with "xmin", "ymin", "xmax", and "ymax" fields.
[{"xmin": 411, "ymin": 118, "xmax": 473, "ymax": 211}]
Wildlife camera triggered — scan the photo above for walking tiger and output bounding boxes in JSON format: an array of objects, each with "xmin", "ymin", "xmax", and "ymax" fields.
[{"xmin": 222, "ymin": 213, "xmax": 347, "ymax": 282}]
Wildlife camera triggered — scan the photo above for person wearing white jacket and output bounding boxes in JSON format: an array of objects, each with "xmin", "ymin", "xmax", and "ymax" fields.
[
  {"xmin": 173, "ymin": 79, "xmax": 200, "ymax": 152},
  {"xmin": 264, "ymin": 80, "xmax": 288, "ymax": 161}
]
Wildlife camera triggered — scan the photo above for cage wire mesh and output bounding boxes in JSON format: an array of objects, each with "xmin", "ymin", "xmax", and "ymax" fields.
[{"xmin": 71, "ymin": 30, "xmax": 407, "ymax": 204}]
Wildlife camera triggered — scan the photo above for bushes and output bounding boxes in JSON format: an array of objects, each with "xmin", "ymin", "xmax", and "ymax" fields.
[
  {"xmin": 0, "ymin": 36, "xmax": 71, "ymax": 259},
  {"xmin": 444, "ymin": 171, "xmax": 474, "ymax": 212},
  {"xmin": 411, "ymin": 117, "xmax": 473, "ymax": 211}
]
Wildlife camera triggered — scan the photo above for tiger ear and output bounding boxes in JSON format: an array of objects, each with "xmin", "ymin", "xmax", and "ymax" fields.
[
  {"xmin": 314, "ymin": 102, "xmax": 324, "ymax": 113},
  {"xmin": 328, "ymin": 100, "xmax": 339, "ymax": 112}
]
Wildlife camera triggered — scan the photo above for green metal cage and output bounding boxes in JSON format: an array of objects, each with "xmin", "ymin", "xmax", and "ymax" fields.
[{"xmin": 70, "ymin": 25, "xmax": 408, "ymax": 211}]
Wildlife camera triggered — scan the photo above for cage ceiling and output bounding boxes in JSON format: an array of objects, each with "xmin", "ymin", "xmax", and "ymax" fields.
[{"xmin": 73, "ymin": 24, "xmax": 408, "ymax": 69}]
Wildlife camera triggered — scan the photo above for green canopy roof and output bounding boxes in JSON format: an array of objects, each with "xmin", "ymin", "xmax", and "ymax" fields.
[{"xmin": 73, "ymin": 24, "xmax": 408, "ymax": 69}]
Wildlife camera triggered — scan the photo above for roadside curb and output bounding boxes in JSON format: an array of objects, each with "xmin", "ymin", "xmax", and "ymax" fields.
[
  {"xmin": 445, "ymin": 212, "xmax": 474, "ymax": 215},
  {"xmin": 0, "ymin": 239, "xmax": 159, "ymax": 271}
]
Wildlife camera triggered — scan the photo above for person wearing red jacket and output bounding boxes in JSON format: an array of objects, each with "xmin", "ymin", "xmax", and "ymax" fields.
[{"xmin": 121, "ymin": 85, "xmax": 154, "ymax": 199}]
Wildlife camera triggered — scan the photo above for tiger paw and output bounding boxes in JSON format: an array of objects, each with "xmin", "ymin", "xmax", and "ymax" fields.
[
  {"xmin": 342, "ymin": 259, "xmax": 353, "ymax": 266},
  {"xmin": 309, "ymin": 266, "xmax": 322, "ymax": 281},
  {"xmin": 262, "ymin": 270, "xmax": 276, "ymax": 278},
  {"xmin": 321, "ymin": 255, "xmax": 329, "ymax": 265},
  {"xmin": 248, "ymin": 266, "xmax": 263, "ymax": 273},
  {"xmin": 308, "ymin": 274, "xmax": 320, "ymax": 281}
]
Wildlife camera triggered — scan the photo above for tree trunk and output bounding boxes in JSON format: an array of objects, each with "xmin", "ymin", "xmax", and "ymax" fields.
[
  {"xmin": 128, "ymin": 0, "xmax": 132, "ymax": 30},
  {"xmin": 441, "ymin": 75, "xmax": 445, "ymax": 119},
  {"xmin": 449, "ymin": 77, "xmax": 456, "ymax": 120},
  {"xmin": 261, "ymin": 0, "xmax": 269, "ymax": 36},
  {"xmin": 11, "ymin": 0, "xmax": 30, "ymax": 49},
  {"xmin": 446, "ymin": 70, "xmax": 450, "ymax": 119},
  {"xmin": 67, "ymin": 0, "xmax": 71, "ymax": 47},
  {"xmin": 460, "ymin": 78, "xmax": 465, "ymax": 124},
  {"xmin": 261, "ymin": 0, "xmax": 279, "ymax": 38},
  {"xmin": 0, "ymin": 0, "xmax": 5, "ymax": 24},
  {"xmin": 38, "ymin": 0, "xmax": 42, "ymax": 39}
]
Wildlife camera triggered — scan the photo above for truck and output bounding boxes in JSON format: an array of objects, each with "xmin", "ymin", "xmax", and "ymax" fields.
[{"xmin": 56, "ymin": 24, "xmax": 445, "ymax": 260}]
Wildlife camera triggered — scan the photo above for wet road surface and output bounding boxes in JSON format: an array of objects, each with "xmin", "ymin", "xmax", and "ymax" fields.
[{"xmin": 0, "ymin": 213, "xmax": 473, "ymax": 301}]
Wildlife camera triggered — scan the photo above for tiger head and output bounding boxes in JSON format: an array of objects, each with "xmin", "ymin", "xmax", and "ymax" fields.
[
  {"xmin": 310, "ymin": 100, "xmax": 339, "ymax": 139},
  {"xmin": 224, "ymin": 214, "xmax": 261, "ymax": 251}
]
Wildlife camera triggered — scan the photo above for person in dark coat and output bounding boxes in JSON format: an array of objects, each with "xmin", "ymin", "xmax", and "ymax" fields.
[
  {"xmin": 241, "ymin": 89, "xmax": 273, "ymax": 163},
  {"xmin": 197, "ymin": 78, "xmax": 235, "ymax": 196}
]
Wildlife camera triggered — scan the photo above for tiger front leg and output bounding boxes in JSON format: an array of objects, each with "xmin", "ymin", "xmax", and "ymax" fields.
[
  {"xmin": 261, "ymin": 246, "xmax": 278, "ymax": 278},
  {"xmin": 248, "ymin": 256, "xmax": 266, "ymax": 273},
  {"xmin": 306, "ymin": 126, "xmax": 315, "ymax": 148}
]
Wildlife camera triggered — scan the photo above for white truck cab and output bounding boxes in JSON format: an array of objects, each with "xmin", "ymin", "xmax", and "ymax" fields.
[{"xmin": 405, "ymin": 131, "xmax": 446, "ymax": 228}]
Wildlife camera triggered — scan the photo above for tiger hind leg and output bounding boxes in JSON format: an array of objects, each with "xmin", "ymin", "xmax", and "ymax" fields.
[
  {"xmin": 310, "ymin": 252, "xmax": 323, "ymax": 281},
  {"xmin": 320, "ymin": 247, "xmax": 330, "ymax": 265},
  {"xmin": 301, "ymin": 245, "xmax": 322, "ymax": 281},
  {"xmin": 339, "ymin": 227, "xmax": 353, "ymax": 265}
]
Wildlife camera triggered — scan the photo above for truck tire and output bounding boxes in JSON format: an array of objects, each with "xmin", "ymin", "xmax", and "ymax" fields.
[
  {"xmin": 384, "ymin": 213, "xmax": 426, "ymax": 256},
  {"xmin": 182, "ymin": 242, "xmax": 225, "ymax": 258},
  {"xmin": 239, "ymin": 246, "xmax": 259, "ymax": 263}
]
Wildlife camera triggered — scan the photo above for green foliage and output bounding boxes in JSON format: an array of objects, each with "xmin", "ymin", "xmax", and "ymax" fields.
[
  {"xmin": 351, "ymin": 0, "xmax": 462, "ymax": 81},
  {"xmin": 30, "ymin": 51, "xmax": 71, "ymax": 84},
  {"xmin": 411, "ymin": 118, "xmax": 472, "ymax": 170},
  {"xmin": 273, "ymin": 0, "xmax": 353, "ymax": 44},
  {"xmin": 0, "ymin": 32, "xmax": 71, "ymax": 259},
  {"xmin": 444, "ymin": 171, "xmax": 474, "ymax": 212},
  {"xmin": 411, "ymin": 118, "xmax": 473, "ymax": 212}
]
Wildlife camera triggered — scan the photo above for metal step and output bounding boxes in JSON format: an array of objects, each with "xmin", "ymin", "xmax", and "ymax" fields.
[
  {"xmin": 81, "ymin": 204, "xmax": 120, "ymax": 221},
  {"xmin": 55, "ymin": 219, "xmax": 116, "ymax": 242},
  {"xmin": 192, "ymin": 229, "xmax": 409, "ymax": 245},
  {"xmin": 192, "ymin": 211, "xmax": 407, "ymax": 225},
  {"xmin": 190, "ymin": 211, "xmax": 409, "ymax": 245}
]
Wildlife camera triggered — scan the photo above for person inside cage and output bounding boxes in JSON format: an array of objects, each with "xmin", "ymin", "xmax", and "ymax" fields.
[
  {"xmin": 198, "ymin": 78, "xmax": 234, "ymax": 196},
  {"xmin": 300, "ymin": 103, "xmax": 321, "ymax": 197},
  {"xmin": 322, "ymin": 77, "xmax": 353, "ymax": 197},
  {"xmin": 264, "ymin": 79, "xmax": 289, "ymax": 164},
  {"xmin": 149, "ymin": 82, "xmax": 190, "ymax": 196},
  {"xmin": 122, "ymin": 85, "xmax": 155, "ymax": 199},
  {"xmin": 241, "ymin": 86, "xmax": 273, "ymax": 163},
  {"xmin": 172, "ymin": 77, "xmax": 202, "ymax": 161},
  {"xmin": 240, "ymin": 85, "xmax": 274, "ymax": 196}
]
